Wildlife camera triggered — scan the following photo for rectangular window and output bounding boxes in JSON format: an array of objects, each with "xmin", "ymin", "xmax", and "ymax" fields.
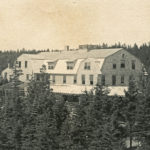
[
  {"xmin": 63, "ymin": 75, "xmax": 66, "ymax": 84},
  {"xmin": 113, "ymin": 64, "xmax": 116, "ymax": 69},
  {"xmin": 84, "ymin": 62, "xmax": 91, "ymax": 70},
  {"xmin": 67, "ymin": 66, "xmax": 73, "ymax": 70},
  {"xmin": 122, "ymin": 54, "xmax": 125, "ymax": 58},
  {"xmin": 67, "ymin": 62, "xmax": 74, "ymax": 70},
  {"xmin": 120, "ymin": 61, "xmax": 125, "ymax": 68},
  {"xmin": 25, "ymin": 61, "xmax": 28, "ymax": 68},
  {"xmin": 97, "ymin": 74, "xmax": 101, "ymax": 85},
  {"xmin": 89, "ymin": 75, "xmax": 94, "ymax": 85},
  {"xmin": 121, "ymin": 75, "xmax": 124, "ymax": 84},
  {"xmin": 48, "ymin": 62, "xmax": 55, "ymax": 70},
  {"xmin": 74, "ymin": 75, "xmax": 77, "ymax": 84},
  {"xmin": 52, "ymin": 75, "xmax": 55, "ymax": 83},
  {"xmin": 48, "ymin": 65, "xmax": 54, "ymax": 69},
  {"xmin": 26, "ymin": 74, "xmax": 29, "ymax": 80},
  {"xmin": 82, "ymin": 75, "xmax": 85, "ymax": 85},
  {"xmin": 112, "ymin": 75, "xmax": 116, "ymax": 85},
  {"xmin": 18, "ymin": 61, "xmax": 21, "ymax": 68},
  {"xmin": 101, "ymin": 75, "xmax": 105, "ymax": 86},
  {"xmin": 132, "ymin": 60, "xmax": 135, "ymax": 70}
]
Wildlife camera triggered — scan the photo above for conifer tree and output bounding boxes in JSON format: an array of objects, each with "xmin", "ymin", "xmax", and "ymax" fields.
[
  {"xmin": 21, "ymin": 73, "xmax": 57, "ymax": 149},
  {"xmin": 122, "ymin": 78, "xmax": 140, "ymax": 149},
  {"xmin": 0, "ymin": 61, "xmax": 24, "ymax": 150},
  {"xmin": 22, "ymin": 65, "xmax": 68, "ymax": 150}
]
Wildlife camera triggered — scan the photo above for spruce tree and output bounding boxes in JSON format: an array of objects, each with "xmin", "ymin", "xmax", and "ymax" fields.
[
  {"xmin": 122, "ymin": 78, "xmax": 140, "ymax": 149},
  {"xmin": 0, "ymin": 61, "xmax": 24, "ymax": 150},
  {"xmin": 22, "ymin": 67, "xmax": 68, "ymax": 150}
]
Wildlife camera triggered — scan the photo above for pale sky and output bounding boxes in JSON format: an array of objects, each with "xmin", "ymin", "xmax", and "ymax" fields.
[{"xmin": 0, "ymin": 0, "xmax": 150, "ymax": 50}]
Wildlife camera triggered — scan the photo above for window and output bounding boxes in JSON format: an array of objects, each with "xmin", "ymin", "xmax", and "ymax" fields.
[
  {"xmin": 52, "ymin": 75, "xmax": 55, "ymax": 83},
  {"xmin": 120, "ymin": 61, "xmax": 125, "ymax": 68},
  {"xmin": 101, "ymin": 75, "xmax": 105, "ymax": 86},
  {"xmin": 67, "ymin": 62, "xmax": 74, "ymax": 70},
  {"xmin": 18, "ymin": 61, "xmax": 21, "ymax": 68},
  {"xmin": 48, "ymin": 62, "xmax": 55, "ymax": 70},
  {"xmin": 89, "ymin": 75, "xmax": 94, "ymax": 85},
  {"xmin": 112, "ymin": 75, "xmax": 116, "ymax": 85},
  {"xmin": 63, "ymin": 75, "xmax": 66, "ymax": 84},
  {"xmin": 122, "ymin": 54, "xmax": 125, "ymax": 58},
  {"xmin": 84, "ymin": 62, "xmax": 90, "ymax": 70},
  {"xmin": 48, "ymin": 65, "xmax": 54, "ymax": 69},
  {"xmin": 25, "ymin": 61, "xmax": 28, "ymax": 68},
  {"xmin": 121, "ymin": 75, "xmax": 124, "ymax": 84},
  {"xmin": 113, "ymin": 64, "xmax": 116, "ymax": 69},
  {"xmin": 67, "ymin": 65, "xmax": 73, "ymax": 70},
  {"xmin": 97, "ymin": 74, "xmax": 101, "ymax": 85},
  {"xmin": 26, "ymin": 74, "xmax": 29, "ymax": 80},
  {"xmin": 82, "ymin": 75, "xmax": 85, "ymax": 85},
  {"xmin": 74, "ymin": 75, "xmax": 77, "ymax": 84},
  {"xmin": 132, "ymin": 60, "xmax": 135, "ymax": 70}
]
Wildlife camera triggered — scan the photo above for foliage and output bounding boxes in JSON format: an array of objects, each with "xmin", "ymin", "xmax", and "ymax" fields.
[
  {"xmin": 0, "ymin": 49, "xmax": 150, "ymax": 149},
  {"xmin": 21, "ymin": 77, "xmax": 69, "ymax": 150}
]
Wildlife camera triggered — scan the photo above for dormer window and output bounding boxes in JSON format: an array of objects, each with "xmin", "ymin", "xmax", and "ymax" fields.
[
  {"xmin": 67, "ymin": 61, "xmax": 75, "ymax": 70},
  {"xmin": 84, "ymin": 62, "xmax": 91, "ymax": 70},
  {"xmin": 48, "ymin": 62, "xmax": 55, "ymax": 70}
]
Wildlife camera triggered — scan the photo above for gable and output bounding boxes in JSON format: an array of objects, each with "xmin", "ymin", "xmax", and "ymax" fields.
[{"xmin": 101, "ymin": 49, "xmax": 143, "ymax": 73}]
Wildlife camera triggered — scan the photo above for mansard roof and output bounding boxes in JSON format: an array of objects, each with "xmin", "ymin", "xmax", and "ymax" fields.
[{"xmin": 17, "ymin": 48, "xmax": 123, "ymax": 74}]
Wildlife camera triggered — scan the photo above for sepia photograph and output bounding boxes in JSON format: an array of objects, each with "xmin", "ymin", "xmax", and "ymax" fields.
[{"xmin": 0, "ymin": 0, "xmax": 150, "ymax": 149}]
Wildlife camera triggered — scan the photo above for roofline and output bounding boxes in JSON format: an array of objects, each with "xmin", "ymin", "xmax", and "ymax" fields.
[{"xmin": 100, "ymin": 48, "xmax": 124, "ymax": 71}]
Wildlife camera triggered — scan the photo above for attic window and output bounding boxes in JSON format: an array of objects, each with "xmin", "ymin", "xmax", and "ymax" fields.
[
  {"xmin": 48, "ymin": 62, "xmax": 55, "ymax": 70},
  {"xmin": 84, "ymin": 62, "xmax": 91, "ymax": 70},
  {"xmin": 122, "ymin": 54, "xmax": 125, "ymax": 58},
  {"xmin": 67, "ymin": 61, "xmax": 75, "ymax": 70}
]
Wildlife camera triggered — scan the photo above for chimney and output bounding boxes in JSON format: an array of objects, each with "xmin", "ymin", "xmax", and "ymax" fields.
[{"xmin": 65, "ymin": 45, "xmax": 69, "ymax": 51}]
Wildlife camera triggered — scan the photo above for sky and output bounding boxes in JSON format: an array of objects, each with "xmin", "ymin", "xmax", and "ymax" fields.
[{"xmin": 0, "ymin": 0, "xmax": 150, "ymax": 50}]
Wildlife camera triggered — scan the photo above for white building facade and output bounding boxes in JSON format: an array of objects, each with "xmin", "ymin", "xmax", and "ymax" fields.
[
  {"xmin": 1, "ymin": 64, "xmax": 13, "ymax": 81},
  {"xmin": 16, "ymin": 48, "xmax": 145, "ymax": 96}
]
